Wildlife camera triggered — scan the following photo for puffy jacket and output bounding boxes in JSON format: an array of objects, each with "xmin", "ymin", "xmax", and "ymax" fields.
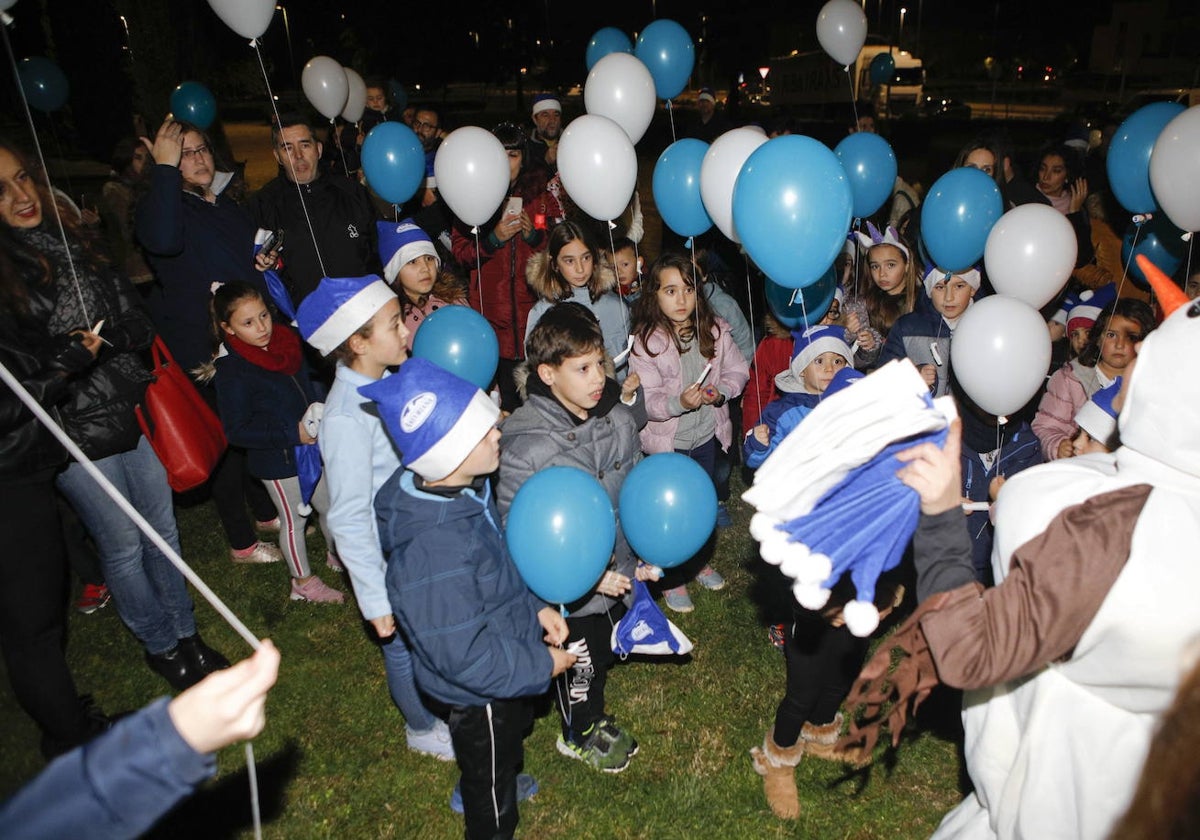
[
  {"xmin": 1032, "ymin": 360, "xmax": 1105, "ymax": 461},
  {"xmin": 0, "ymin": 310, "xmax": 78, "ymax": 479},
  {"xmin": 743, "ymin": 391, "xmax": 821, "ymax": 469},
  {"xmin": 524, "ymin": 251, "xmax": 630, "ymax": 369},
  {"xmin": 377, "ymin": 470, "xmax": 552, "ymax": 707}
]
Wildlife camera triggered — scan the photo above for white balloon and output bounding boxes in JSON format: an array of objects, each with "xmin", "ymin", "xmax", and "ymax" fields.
[
  {"xmin": 984, "ymin": 204, "xmax": 1078, "ymax": 309},
  {"xmin": 699, "ymin": 127, "xmax": 767, "ymax": 243},
  {"xmin": 583, "ymin": 52, "xmax": 657, "ymax": 145},
  {"xmin": 341, "ymin": 67, "xmax": 367, "ymax": 124},
  {"xmin": 0, "ymin": 0, "xmax": 17, "ymax": 11},
  {"xmin": 434, "ymin": 127, "xmax": 511, "ymax": 227},
  {"xmin": 206, "ymin": 0, "xmax": 275, "ymax": 41},
  {"xmin": 302, "ymin": 56, "xmax": 349, "ymax": 122},
  {"xmin": 816, "ymin": 0, "xmax": 868, "ymax": 68},
  {"xmin": 951, "ymin": 295, "xmax": 1051, "ymax": 417},
  {"xmin": 557, "ymin": 114, "xmax": 637, "ymax": 221},
  {"xmin": 1149, "ymin": 105, "xmax": 1200, "ymax": 232}
]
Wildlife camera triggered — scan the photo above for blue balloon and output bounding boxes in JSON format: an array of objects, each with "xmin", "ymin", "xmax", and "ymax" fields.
[
  {"xmin": 586, "ymin": 27, "xmax": 633, "ymax": 72},
  {"xmin": 652, "ymin": 138, "xmax": 713, "ymax": 238},
  {"xmin": 633, "ymin": 19, "xmax": 695, "ymax": 100},
  {"xmin": 732, "ymin": 135, "xmax": 853, "ymax": 289},
  {"xmin": 1122, "ymin": 215, "xmax": 1187, "ymax": 290},
  {"xmin": 361, "ymin": 121, "xmax": 425, "ymax": 204},
  {"xmin": 387, "ymin": 79, "xmax": 408, "ymax": 112},
  {"xmin": 834, "ymin": 132, "xmax": 898, "ymax": 219},
  {"xmin": 920, "ymin": 167, "xmax": 1003, "ymax": 272},
  {"xmin": 17, "ymin": 57, "xmax": 69, "ymax": 113},
  {"xmin": 506, "ymin": 466, "xmax": 616, "ymax": 604},
  {"xmin": 619, "ymin": 453, "xmax": 717, "ymax": 568},
  {"xmin": 869, "ymin": 53, "xmax": 896, "ymax": 86},
  {"xmin": 170, "ymin": 81, "xmax": 217, "ymax": 130},
  {"xmin": 1107, "ymin": 101, "xmax": 1186, "ymax": 215},
  {"xmin": 765, "ymin": 268, "xmax": 837, "ymax": 329},
  {"xmin": 410, "ymin": 305, "xmax": 499, "ymax": 391}
]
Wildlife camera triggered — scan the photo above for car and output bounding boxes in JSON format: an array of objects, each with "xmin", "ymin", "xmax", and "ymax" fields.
[{"xmin": 919, "ymin": 92, "xmax": 971, "ymax": 118}]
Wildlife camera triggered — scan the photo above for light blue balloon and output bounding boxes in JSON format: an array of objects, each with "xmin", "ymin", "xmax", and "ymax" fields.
[
  {"xmin": 410, "ymin": 305, "xmax": 499, "ymax": 391},
  {"xmin": 834, "ymin": 132, "xmax": 898, "ymax": 219},
  {"xmin": 506, "ymin": 467, "xmax": 616, "ymax": 604},
  {"xmin": 765, "ymin": 268, "xmax": 837, "ymax": 329},
  {"xmin": 633, "ymin": 19, "xmax": 695, "ymax": 100},
  {"xmin": 170, "ymin": 81, "xmax": 217, "ymax": 130},
  {"xmin": 1107, "ymin": 101, "xmax": 1186, "ymax": 215},
  {"xmin": 361, "ymin": 121, "xmax": 425, "ymax": 205},
  {"xmin": 1122, "ymin": 215, "xmax": 1186, "ymax": 290},
  {"xmin": 920, "ymin": 167, "xmax": 1003, "ymax": 273},
  {"xmin": 17, "ymin": 57, "xmax": 69, "ymax": 113},
  {"xmin": 619, "ymin": 453, "xmax": 717, "ymax": 568},
  {"xmin": 869, "ymin": 53, "xmax": 896, "ymax": 86},
  {"xmin": 732, "ymin": 135, "xmax": 853, "ymax": 289},
  {"xmin": 652, "ymin": 138, "xmax": 713, "ymax": 238},
  {"xmin": 586, "ymin": 27, "xmax": 633, "ymax": 72}
]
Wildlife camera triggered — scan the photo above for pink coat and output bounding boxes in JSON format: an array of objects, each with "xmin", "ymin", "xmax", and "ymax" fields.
[
  {"xmin": 630, "ymin": 318, "xmax": 750, "ymax": 454},
  {"xmin": 1032, "ymin": 360, "xmax": 1104, "ymax": 460},
  {"xmin": 402, "ymin": 294, "xmax": 461, "ymax": 353}
]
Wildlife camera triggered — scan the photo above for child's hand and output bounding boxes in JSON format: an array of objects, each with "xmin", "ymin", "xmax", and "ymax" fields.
[
  {"xmin": 918, "ymin": 364, "xmax": 937, "ymax": 389},
  {"xmin": 537, "ymin": 606, "xmax": 569, "ymax": 646},
  {"xmin": 620, "ymin": 371, "xmax": 640, "ymax": 403},
  {"xmin": 856, "ymin": 329, "xmax": 876, "ymax": 351},
  {"xmin": 988, "ymin": 475, "xmax": 1006, "ymax": 501},
  {"xmin": 846, "ymin": 312, "xmax": 862, "ymax": 333},
  {"xmin": 549, "ymin": 646, "xmax": 577, "ymax": 678},
  {"xmin": 596, "ymin": 571, "xmax": 632, "ymax": 598},
  {"xmin": 297, "ymin": 420, "xmax": 317, "ymax": 445},
  {"xmin": 1057, "ymin": 438, "xmax": 1075, "ymax": 460},
  {"xmin": 896, "ymin": 419, "xmax": 963, "ymax": 515},
  {"xmin": 369, "ymin": 615, "xmax": 396, "ymax": 639},
  {"xmin": 519, "ymin": 210, "xmax": 534, "ymax": 239},
  {"xmin": 635, "ymin": 562, "xmax": 662, "ymax": 582},
  {"xmin": 680, "ymin": 383, "xmax": 704, "ymax": 410},
  {"xmin": 700, "ymin": 385, "xmax": 721, "ymax": 405},
  {"xmin": 753, "ymin": 424, "xmax": 770, "ymax": 445}
]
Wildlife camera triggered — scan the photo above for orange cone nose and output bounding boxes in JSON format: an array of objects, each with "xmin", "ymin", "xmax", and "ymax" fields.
[{"xmin": 1136, "ymin": 254, "xmax": 1189, "ymax": 318}]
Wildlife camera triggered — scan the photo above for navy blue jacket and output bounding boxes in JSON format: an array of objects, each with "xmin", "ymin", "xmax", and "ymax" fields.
[
  {"xmin": 377, "ymin": 470, "xmax": 552, "ymax": 708},
  {"xmin": 212, "ymin": 332, "xmax": 321, "ymax": 480},
  {"xmin": 136, "ymin": 165, "xmax": 268, "ymax": 372},
  {"xmin": 878, "ymin": 306, "xmax": 956, "ymax": 398},
  {"xmin": 961, "ymin": 422, "xmax": 1043, "ymax": 581}
]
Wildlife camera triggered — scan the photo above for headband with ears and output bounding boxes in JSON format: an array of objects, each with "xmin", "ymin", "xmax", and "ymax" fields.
[{"xmin": 851, "ymin": 221, "xmax": 910, "ymax": 261}]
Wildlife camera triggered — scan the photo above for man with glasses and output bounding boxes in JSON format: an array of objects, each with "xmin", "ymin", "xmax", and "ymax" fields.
[{"xmin": 249, "ymin": 114, "xmax": 380, "ymax": 304}]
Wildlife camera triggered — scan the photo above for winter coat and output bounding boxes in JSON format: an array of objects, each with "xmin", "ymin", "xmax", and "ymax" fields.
[
  {"xmin": 742, "ymin": 317, "xmax": 793, "ymax": 431},
  {"xmin": 960, "ymin": 421, "xmax": 1043, "ymax": 580},
  {"xmin": 1032, "ymin": 360, "xmax": 1106, "ymax": 461},
  {"xmin": 743, "ymin": 391, "xmax": 822, "ymax": 469},
  {"xmin": 630, "ymin": 318, "xmax": 750, "ymax": 454},
  {"xmin": 0, "ymin": 309, "xmax": 77, "ymax": 479},
  {"xmin": 524, "ymin": 251, "xmax": 631, "ymax": 369},
  {"xmin": 878, "ymin": 306, "xmax": 958, "ymax": 398},
  {"xmin": 377, "ymin": 470, "xmax": 552, "ymax": 707},
  {"xmin": 702, "ymin": 280, "xmax": 754, "ymax": 366},
  {"xmin": 248, "ymin": 172, "xmax": 381, "ymax": 305}
]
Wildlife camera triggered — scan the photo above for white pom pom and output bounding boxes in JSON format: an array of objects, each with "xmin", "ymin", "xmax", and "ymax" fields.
[
  {"xmin": 805, "ymin": 552, "xmax": 833, "ymax": 583},
  {"xmin": 842, "ymin": 600, "xmax": 881, "ymax": 638},
  {"xmin": 778, "ymin": 543, "xmax": 812, "ymax": 578},
  {"xmin": 793, "ymin": 581, "xmax": 831, "ymax": 610},
  {"xmin": 759, "ymin": 529, "xmax": 793, "ymax": 565},
  {"xmin": 749, "ymin": 512, "xmax": 778, "ymax": 543}
]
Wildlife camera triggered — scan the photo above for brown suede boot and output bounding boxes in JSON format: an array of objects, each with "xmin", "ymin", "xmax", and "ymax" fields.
[
  {"xmin": 801, "ymin": 713, "xmax": 871, "ymax": 767},
  {"xmin": 749, "ymin": 727, "xmax": 805, "ymax": 819}
]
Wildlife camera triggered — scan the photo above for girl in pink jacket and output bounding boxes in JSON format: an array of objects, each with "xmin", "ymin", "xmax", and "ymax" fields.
[{"xmin": 630, "ymin": 253, "xmax": 749, "ymax": 613}]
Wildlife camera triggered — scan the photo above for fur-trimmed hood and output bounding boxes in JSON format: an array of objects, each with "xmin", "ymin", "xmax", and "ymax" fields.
[
  {"xmin": 525, "ymin": 250, "xmax": 619, "ymax": 304},
  {"xmin": 513, "ymin": 355, "xmax": 617, "ymax": 402}
]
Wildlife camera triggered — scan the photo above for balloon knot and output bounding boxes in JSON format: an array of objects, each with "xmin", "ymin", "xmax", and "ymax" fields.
[
  {"xmin": 684, "ymin": 237, "xmax": 694, "ymax": 248},
  {"xmin": 1182, "ymin": 231, "xmax": 1193, "ymax": 243},
  {"xmin": 1132, "ymin": 213, "xmax": 1152, "ymax": 226},
  {"xmin": 470, "ymin": 226, "xmax": 479, "ymax": 235},
  {"xmin": 608, "ymin": 220, "xmax": 617, "ymax": 230},
  {"xmin": 247, "ymin": 38, "xmax": 257, "ymax": 48},
  {"xmin": 1, "ymin": 11, "xmax": 13, "ymax": 25}
]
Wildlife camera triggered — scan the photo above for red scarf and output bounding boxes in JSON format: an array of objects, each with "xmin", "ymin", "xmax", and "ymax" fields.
[{"xmin": 226, "ymin": 323, "xmax": 303, "ymax": 374}]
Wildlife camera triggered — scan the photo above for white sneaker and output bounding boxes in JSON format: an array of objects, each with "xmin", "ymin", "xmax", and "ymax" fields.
[{"xmin": 407, "ymin": 719, "xmax": 455, "ymax": 761}]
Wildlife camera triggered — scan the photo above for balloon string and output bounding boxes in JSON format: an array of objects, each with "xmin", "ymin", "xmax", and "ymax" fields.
[
  {"xmin": 473, "ymin": 228, "xmax": 484, "ymax": 313},
  {"xmin": 334, "ymin": 120, "xmax": 350, "ymax": 179},
  {"xmin": 847, "ymin": 67, "xmax": 859, "ymax": 122},
  {"xmin": 667, "ymin": 99, "xmax": 676, "ymax": 144},
  {"xmin": 606, "ymin": 220, "xmax": 630, "ymax": 360},
  {"xmin": 253, "ymin": 40, "xmax": 329, "ymax": 280},
  {"xmin": 1115, "ymin": 218, "xmax": 1142, "ymax": 306},
  {"xmin": 744, "ymin": 252, "xmax": 763, "ymax": 424},
  {"xmin": 1, "ymin": 21, "xmax": 91, "ymax": 327},
  {"xmin": 46, "ymin": 120, "xmax": 77, "ymax": 204},
  {"xmin": 245, "ymin": 742, "xmax": 262, "ymax": 840}
]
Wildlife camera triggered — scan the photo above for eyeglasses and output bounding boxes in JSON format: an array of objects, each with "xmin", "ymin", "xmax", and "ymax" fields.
[
  {"xmin": 413, "ymin": 120, "xmax": 439, "ymax": 131},
  {"xmin": 181, "ymin": 145, "xmax": 211, "ymax": 160}
]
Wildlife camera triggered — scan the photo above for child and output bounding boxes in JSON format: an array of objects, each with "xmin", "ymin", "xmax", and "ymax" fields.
[
  {"xmin": 846, "ymin": 223, "xmax": 920, "ymax": 370},
  {"xmin": 611, "ymin": 236, "xmax": 642, "ymax": 300},
  {"xmin": 1071, "ymin": 378, "xmax": 1122, "ymax": 455},
  {"xmin": 630, "ymin": 253, "xmax": 750, "ymax": 612},
  {"xmin": 525, "ymin": 220, "xmax": 631, "ymax": 376},
  {"xmin": 377, "ymin": 219, "xmax": 466, "ymax": 352},
  {"xmin": 1051, "ymin": 284, "xmax": 1117, "ymax": 357},
  {"xmin": 1033, "ymin": 298, "xmax": 1155, "ymax": 460},
  {"xmin": 211, "ymin": 282, "xmax": 344, "ymax": 604},
  {"xmin": 497, "ymin": 302, "xmax": 647, "ymax": 773},
  {"xmin": 361, "ymin": 359, "xmax": 575, "ymax": 840},
  {"xmin": 295, "ymin": 275, "xmax": 454, "ymax": 759},
  {"xmin": 878, "ymin": 264, "xmax": 980, "ymax": 398},
  {"xmin": 744, "ymin": 326, "xmax": 857, "ymax": 469}
]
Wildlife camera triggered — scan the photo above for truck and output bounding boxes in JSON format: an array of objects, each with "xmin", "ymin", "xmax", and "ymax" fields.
[{"xmin": 768, "ymin": 43, "xmax": 924, "ymax": 117}]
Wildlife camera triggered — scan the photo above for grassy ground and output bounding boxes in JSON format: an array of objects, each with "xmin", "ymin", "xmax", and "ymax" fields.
[{"xmin": 0, "ymin": 475, "xmax": 968, "ymax": 838}]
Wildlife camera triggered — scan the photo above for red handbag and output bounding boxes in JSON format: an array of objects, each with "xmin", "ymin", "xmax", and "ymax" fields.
[{"xmin": 136, "ymin": 337, "xmax": 226, "ymax": 492}]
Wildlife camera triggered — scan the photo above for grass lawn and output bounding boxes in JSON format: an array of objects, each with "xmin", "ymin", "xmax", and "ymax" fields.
[{"xmin": 0, "ymin": 474, "xmax": 968, "ymax": 838}]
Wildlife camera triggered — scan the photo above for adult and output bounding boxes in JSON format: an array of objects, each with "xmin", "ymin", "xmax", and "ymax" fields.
[
  {"xmin": 528, "ymin": 94, "xmax": 562, "ymax": 175},
  {"xmin": 100, "ymin": 137, "xmax": 153, "ymax": 285},
  {"xmin": 249, "ymin": 114, "xmax": 380, "ymax": 305},
  {"xmin": 135, "ymin": 119, "xmax": 282, "ymax": 566},
  {"xmin": 398, "ymin": 105, "xmax": 455, "ymax": 260},
  {"xmin": 687, "ymin": 87, "xmax": 731, "ymax": 144}
]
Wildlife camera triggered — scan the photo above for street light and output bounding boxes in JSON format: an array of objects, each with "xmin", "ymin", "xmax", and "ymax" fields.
[{"xmin": 899, "ymin": 7, "xmax": 907, "ymax": 47}]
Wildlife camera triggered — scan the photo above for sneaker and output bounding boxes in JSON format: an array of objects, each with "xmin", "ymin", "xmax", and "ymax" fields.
[
  {"xmin": 596, "ymin": 716, "xmax": 639, "ymax": 760},
  {"xmin": 450, "ymin": 773, "xmax": 538, "ymax": 814},
  {"xmin": 715, "ymin": 502, "xmax": 733, "ymax": 528},
  {"xmin": 663, "ymin": 585, "xmax": 694, "ymax": 613},
  {"xmin": 326, "ymin": 551, "xmax": 345, "ymax": 572},
  {"xmin": 231, "ymin": 541, "xmax": 282, "ymax": 564},
  {"xmin": 75, "ymin": 583, "xmax": 111, "ymax": 614},
  {"xmin": 289, "ymin": 575, "xmax": 345, "ymax": 604},
  {"xmin": 556, "ymin": 722, "xmax": 632, "ymax": 773},
  {"xmin": 255, "ymin": 517, "xmax": 281, "ymax": 533},
  {"xmin": 768, "ymin": 623, "xmax": 787, "ymax": 651},
  {"xmin": 407, "ymin": 719, "xmax": 455, "ymax": 761},
  {"xmin": 696, "ymin": 565, "xmax": 726, "ymax": 591}
]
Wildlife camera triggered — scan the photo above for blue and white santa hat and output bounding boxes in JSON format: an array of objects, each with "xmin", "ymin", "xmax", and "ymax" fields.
[
  {"xmin": 358, "ymin": 358, "xmax": 500, "ymax": 481},
  {"xmin": 531, "ymin": 93, "xmax": 561, "ymax": 116},
  {"xmin": 922, "ymin": 263, "xmax": 981, "ymax": 297},
  {"xmin": 378, "ymin": 219, "xmax": 440, "ymax": 285},
  {"xmin": 1066, "ymin": 283, "xmax": 1117, "ymax": 334},
  {"xmin": 775, "ymin": 325, "xmax": 853, "ymax": 394},
  {"xmin": 295, "ymin": 274, "xmax": 397, "ymax": 356},
  {"xmin": 611, "ymin": 580, "xmax": 694, "ymax": 657},
  {"xmin": 1074, "ymin": 377, "xmax": 1122, "ymax": 449}
]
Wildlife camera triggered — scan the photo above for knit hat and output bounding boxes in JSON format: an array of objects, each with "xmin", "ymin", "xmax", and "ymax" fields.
[
  {"xmin": 1066, "ymin": 283, "xmax": 1117, "ymax": 333},
  {"xmin": 295, "ymin": 275, "xmax": 397, "ymax": 356},
  {"xmin": 358, "ymin": 358, "xmax": 500, "ymax": 481},
  {"xmin": 531, "ymin": 94, "xmax": 561, "ymax": 116},
  {"xmin": 774, "ymin": 325, "xmax": 854, "ymax": 394},
  {"xmin": 1074, "ymin": 377, "xmax": 1122, "ymax": 449},
  {"xmin": 923, "ymin": 264, "xmax": 981, "ymax": 297},
  {"xmin": 378, "ymin": 219, "xmax": 440, "ymax": 284},
  {"xmin": 697, "ymin": 87, "xmax": 716, "ymax": 103}
]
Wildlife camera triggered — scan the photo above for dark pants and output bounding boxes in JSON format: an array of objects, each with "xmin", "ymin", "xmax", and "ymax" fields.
[
  {"xmin": 0, "ymin": 472, "xmax": 88, "ymax": 744},
  {"xmin": 494, "ymin": 357, "xmax": 524, "ymax": 414},
  {"xmin": 773, "ymin": 607, "xmax": 870, "ymax": 747},
  {"xmin": 448, "ymin": 698, "xmax": 532, "ymax": 840},
  {"xmin": 559, "ymin": 606, "xmax": 624, "ymax": 742}
]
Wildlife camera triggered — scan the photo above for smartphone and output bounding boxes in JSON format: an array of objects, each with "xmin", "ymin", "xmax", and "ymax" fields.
[
  {"xmin": 260, "ymin": 228, "xmax": 285, "ymax": 256},
  {"xmin": 504, "ymin": 196, "xmax": 523, "ymax": 218}
]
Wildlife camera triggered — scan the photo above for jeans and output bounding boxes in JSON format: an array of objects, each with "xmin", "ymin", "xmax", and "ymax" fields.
[
  {"xmin": 56, "ymin": 436, "xmax": 196, "ymax": 655},
  {"xmin": 380, "ymin": 630, "xmax": 437, "ymax": 731}
]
